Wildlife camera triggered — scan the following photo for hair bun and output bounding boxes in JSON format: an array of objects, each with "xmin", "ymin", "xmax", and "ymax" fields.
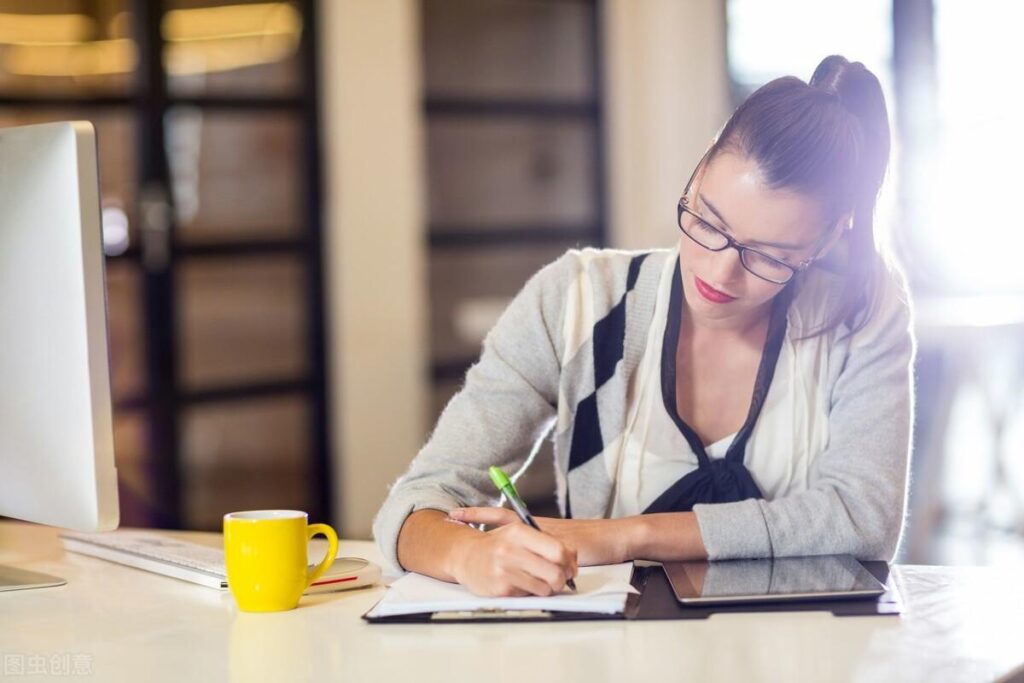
[
  {"xmin": 809, "ymin": 56, "xmax": 884, "ymax": 125},
  {"xmin": 809, "ymin": 55, "xmax": 890, "ymax": 197},
  {"xmin": 809, "ymin": 55, "xmax": 874, "ymax": 110},
  {"xmin": 810, "ymin": 55, "xmax": 855, "ymax": 93}
]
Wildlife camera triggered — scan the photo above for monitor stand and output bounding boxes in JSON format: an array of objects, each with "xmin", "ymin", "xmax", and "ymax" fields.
[{"xmin": 0, "ymin": 565, "xmax": 66, "ymax": 592}]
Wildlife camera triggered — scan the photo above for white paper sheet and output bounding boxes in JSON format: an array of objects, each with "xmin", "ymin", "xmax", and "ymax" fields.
[{"xmin": 366, "ymin": 562, "xmax": 638, "ymax": 618}]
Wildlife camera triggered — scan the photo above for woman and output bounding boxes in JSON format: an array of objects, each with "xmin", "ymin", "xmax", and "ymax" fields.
[{"xmin": 374, "ymin": 55, "xmax": 915, "ymax": 598}]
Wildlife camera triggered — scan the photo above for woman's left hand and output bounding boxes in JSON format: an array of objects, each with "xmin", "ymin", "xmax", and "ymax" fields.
[{"xmin": 447, "ymin": 507, "xmax": 635, "ymax": 566}]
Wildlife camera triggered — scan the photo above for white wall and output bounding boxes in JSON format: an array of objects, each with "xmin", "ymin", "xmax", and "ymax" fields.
[
  {"xmin": 318, "ymin": 0, "xmax": 428, "ymax": 539},
  {"xmin": 602, "ymin": 0, "xmax": 731, "ymax": 250}
]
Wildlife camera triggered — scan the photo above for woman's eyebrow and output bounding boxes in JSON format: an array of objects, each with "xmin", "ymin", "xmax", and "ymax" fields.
[{"xmin": 699, "ymin": 193, "xmax": 809, "ymax": 251}]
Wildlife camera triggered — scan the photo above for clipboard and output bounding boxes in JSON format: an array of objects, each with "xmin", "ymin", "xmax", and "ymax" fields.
[{"xmin": 362, "ymin": 560, "xmax": 901, "ymax": 623}]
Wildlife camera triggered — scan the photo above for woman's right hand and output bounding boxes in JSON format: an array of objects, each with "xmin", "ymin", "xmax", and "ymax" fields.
[{"xmin": 448, "ymin": 522, "xmax": 578, "ymax": 597}]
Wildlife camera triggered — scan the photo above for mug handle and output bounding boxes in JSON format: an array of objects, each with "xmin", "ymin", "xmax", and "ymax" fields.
[{"xmin": 305, "ymin": 523, "xmax": 339, "ymax": 588}]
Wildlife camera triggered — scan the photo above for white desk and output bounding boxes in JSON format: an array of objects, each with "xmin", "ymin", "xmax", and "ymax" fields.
[{"xmin": 1, "ymin": 522, "xmax": 1022, "ymax": 683}]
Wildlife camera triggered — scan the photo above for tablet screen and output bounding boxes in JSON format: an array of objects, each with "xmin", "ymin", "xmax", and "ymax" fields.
[{"xmin": 663, "ymin": 554, "xmax": 886, "ymax": 605}]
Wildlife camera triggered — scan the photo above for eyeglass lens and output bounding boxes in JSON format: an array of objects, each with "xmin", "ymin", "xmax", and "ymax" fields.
[{"xmin": 680, "ymin": 209, "xmax": 793, "ymax": 284}]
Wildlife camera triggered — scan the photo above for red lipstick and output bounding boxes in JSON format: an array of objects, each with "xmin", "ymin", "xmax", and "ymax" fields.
[{"xmin": 694, "ymin": 276, "xmax": 737, "ymax": 304}]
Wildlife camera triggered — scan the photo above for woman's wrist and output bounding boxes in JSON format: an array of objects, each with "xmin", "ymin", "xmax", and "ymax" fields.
[
  {"xmin": 621, "ymin": 512, "xmax": 707, "ymax": 562},
  {"xmin": 623, "ymin": 515, "xmax": 652, "ymax": 561},
  {"xmin": 397, "ymin": 509, "xmax": 482, "ymax": 582},
  {"xmin": 442, "ymin": 519, "xmax": 488, "ymax": 582},
  {"xmin": 443, "ymin": 528, "xmax": 471, "ymax": 581}
]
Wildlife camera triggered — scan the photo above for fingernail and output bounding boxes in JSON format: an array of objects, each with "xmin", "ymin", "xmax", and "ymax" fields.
[{"xmin": 448, "ymin": 508, "xmax": 464, "ymax": 519}]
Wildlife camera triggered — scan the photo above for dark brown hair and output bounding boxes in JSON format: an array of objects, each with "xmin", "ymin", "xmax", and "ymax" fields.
[{"xmin": 709, "ymin": 55, "xmax": 891, "ymax": 338}]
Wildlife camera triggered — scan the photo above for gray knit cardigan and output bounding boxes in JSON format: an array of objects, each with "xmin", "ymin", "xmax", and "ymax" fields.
[{"xmin": 373, "ymin": 247, "xmax": 915, "ymax": 573}]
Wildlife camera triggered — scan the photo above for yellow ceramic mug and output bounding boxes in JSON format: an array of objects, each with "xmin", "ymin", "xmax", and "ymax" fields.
[{"xmin": 223, "ymin": 510, "xmax": 339, "ymax": 612}]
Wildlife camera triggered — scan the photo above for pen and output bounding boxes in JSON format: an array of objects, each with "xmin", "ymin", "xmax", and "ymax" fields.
[{"xmin": 488, "ymin": 466, "xmax": 578, "ymax": 592}]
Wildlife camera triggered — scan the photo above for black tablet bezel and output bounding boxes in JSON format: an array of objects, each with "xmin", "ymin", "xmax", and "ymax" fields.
[{"xmin": 663, "ymin": 554, "xmax": 887, "ymax": 605}]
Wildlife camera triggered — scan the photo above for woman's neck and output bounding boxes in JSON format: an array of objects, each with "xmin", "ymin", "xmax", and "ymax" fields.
[{"xmin": 681, "ymin": 300, "xmax": 773, "ymax": 346}]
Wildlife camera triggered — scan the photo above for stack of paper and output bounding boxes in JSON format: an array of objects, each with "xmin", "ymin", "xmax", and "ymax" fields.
[{"xmin": 366, "ymin": 563, "xmax": 638, "ymax": 618}]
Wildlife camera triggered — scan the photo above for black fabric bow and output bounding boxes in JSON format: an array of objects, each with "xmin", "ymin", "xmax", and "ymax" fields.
[
  {"xmin": 643, "ymin": 456, "xmax": 764, "ymax": 513},
  {"xmin": 642, "ymin": 260, "xmax": 792, "ymax": 515}
]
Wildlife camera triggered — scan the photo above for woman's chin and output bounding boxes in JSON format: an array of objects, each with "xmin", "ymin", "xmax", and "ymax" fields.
[{"xmin": 683, "ymin": 286, "xmax": 770, "ymax": 330}]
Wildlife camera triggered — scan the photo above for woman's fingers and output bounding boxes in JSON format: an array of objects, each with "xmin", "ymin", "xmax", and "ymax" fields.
[
  {"xmin": 511, "ymin": 546, "xmax": 571, "ymax": 594},
  {"xmin": 448, "ymin": 506, "xmax": 519, "ymax": 527},
  {"xmin": 449, "ymin": 511, "xmax": 579, "ymax": 597},
  {"xmin": 450, "ymin": 508, "xmax": 577, "ymax": 573},
  {"xmin": 509, "ymin": 524, "xmax": 578, "ymax": 578},
  {"xmin": 506, "ymin": 567, "xmax": 559, "ymax": 596}
]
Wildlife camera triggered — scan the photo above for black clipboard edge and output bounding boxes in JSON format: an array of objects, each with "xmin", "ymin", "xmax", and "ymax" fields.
[
  {"xmin": 363, "ymin": 609, "xmax": 624, "ymax": 624},
  {"xmin": 362, "ymin": 560, "xmax": 901, "ymax": 624}
]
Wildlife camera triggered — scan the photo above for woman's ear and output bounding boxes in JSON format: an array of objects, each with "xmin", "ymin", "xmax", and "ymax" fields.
[{"xmin": 816, "ymin": 212, "xmax": 853, "ymax": 258}]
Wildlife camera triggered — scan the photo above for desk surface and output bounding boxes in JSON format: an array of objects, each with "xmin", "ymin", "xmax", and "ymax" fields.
[{"xmin": 0, "ymin": 522, "xmax": 1022, "ymax": 683}]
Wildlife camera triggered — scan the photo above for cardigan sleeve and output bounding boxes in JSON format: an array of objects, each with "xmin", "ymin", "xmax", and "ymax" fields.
[
  {"xmin": 693, "ymin": 265, "xmax": 916, "ymax": 562},
  {"xmin": 372, "ymin": 251, "xmax": 579, "ymax": 572}
]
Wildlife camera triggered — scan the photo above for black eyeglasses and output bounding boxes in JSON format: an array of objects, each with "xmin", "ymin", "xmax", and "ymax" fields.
[{"xmin": 676, "ymin": 151, "xmax": 833, "ymax": 285}]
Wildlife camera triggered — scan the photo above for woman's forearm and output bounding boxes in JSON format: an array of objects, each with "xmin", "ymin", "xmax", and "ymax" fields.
[
  {"xmin": 397, "ymin": 508, "xmax": 708, "ymax": 584},
  {"xmin": 396, "ymin": 509, "xmax": 481, "ymax": 581},
  {"xmin": 628, "ymin": 511, "xmax": 709, "ymax": 562},
  {"xmin": 398, "ymin": 509, "xmax": 579, "ymax": 596},
  {"xmin": 530, "ymin": 511, "xmax": 709, "ymax": 564}
]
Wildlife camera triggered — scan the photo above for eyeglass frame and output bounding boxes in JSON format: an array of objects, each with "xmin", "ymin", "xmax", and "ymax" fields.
[{"xmin": 676, "ymin": 149, "xmax": 842, "ymax": 285}]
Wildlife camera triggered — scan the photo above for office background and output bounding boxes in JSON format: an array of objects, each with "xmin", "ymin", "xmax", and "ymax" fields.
[{"xmin": 1, "ymin": 0, "xmax": 1020, "ymax": 568}]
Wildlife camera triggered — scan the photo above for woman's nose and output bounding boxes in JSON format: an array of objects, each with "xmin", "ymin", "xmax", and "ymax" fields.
[{"xmin": 708, "ymin": 245, "xmax": 746, "ymax": 284}]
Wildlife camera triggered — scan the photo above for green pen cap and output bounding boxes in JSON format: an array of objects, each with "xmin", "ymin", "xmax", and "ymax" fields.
[{"xmin": 489, "ymin": 466, "xmax": 512, "ymax": 492}]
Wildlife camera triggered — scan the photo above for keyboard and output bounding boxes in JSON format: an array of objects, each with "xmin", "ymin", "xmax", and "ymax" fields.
[{"xmin": 60, "ymin": 529, "xmax": 381, "ymax": 592}]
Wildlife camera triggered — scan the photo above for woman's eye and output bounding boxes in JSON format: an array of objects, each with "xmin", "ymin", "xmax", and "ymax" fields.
[
  {"xmin": 750, "ymin": 250, "xmax": 786, "ymax": 267},
  {"xmin": 751, "ymin": 246, "xmax": 789, "ymax": 264},
  {"xmin": 703, "ymin": 217, "xmax": 725, "ymax": 233}
]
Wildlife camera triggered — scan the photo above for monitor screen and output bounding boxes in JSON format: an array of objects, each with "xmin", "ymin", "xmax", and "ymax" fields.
[{"xmin": 0, "ymin": 121, "xmax": 119, "ymax": 533}]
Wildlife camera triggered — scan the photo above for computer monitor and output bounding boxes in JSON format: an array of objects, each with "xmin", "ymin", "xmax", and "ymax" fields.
[{"xmin": 0, "ymin": 121, "xmax": 120, "ymax": 590}]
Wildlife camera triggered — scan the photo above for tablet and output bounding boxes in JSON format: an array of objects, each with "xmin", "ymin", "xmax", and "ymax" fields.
[{"xmin": 663, "ymin": 554, "xmax": 886, "ymax": 605}]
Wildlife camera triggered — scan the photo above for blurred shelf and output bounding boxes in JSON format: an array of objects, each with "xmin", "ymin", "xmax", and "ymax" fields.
[
  {"xmin": 182, "ymin": 378, "xmax": 312, "ymax": 405},
  {"xmin": 429, "ymin": 224, "xmax": 599, "ymax": 248},
  {"xmin": 174, "ymin": 238, "xmax": 309, "ymax": 259},
  {"xmin": 425, "ymin": 96, "xmax": 598, "ymax": 119},
  {"xmin": 0, "ymin": 95, "xmax": 305, "ymax": 109}
]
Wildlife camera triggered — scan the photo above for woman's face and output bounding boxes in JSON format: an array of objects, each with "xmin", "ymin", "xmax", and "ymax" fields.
[{"xmin": 677, "ymin": 150, "xmax": 844, "ymax": 332}]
